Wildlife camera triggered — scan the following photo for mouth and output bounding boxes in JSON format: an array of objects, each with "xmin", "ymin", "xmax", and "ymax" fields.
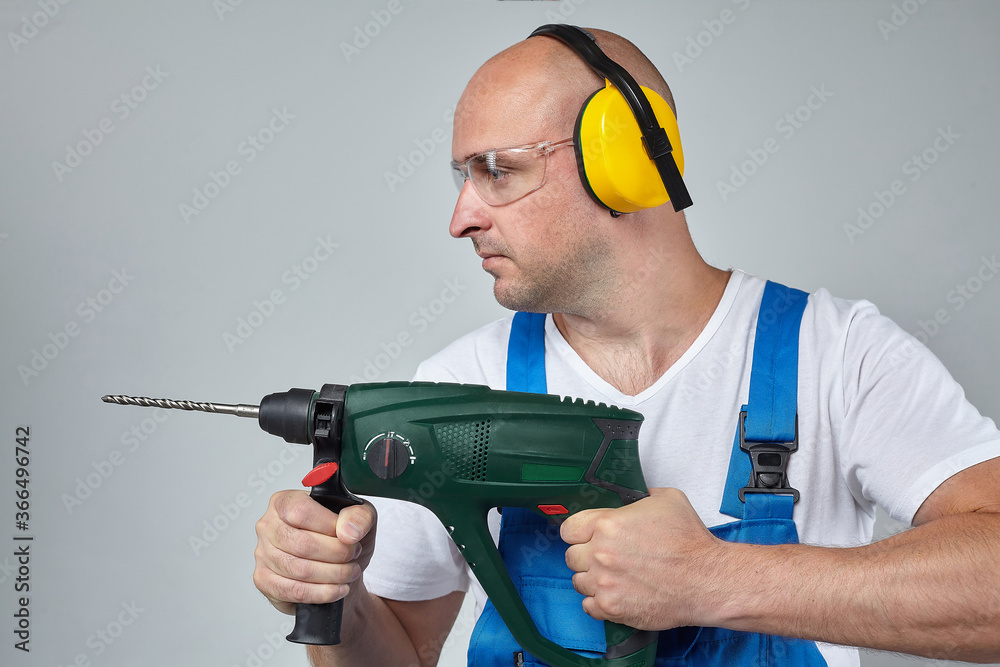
[
  {"xmin": 477, "ymin": 252, "xmax": 507, "ymax": 273},
  {"xmin": 472, "ymin": 239, "xmax": 510, "ymax": 271}
]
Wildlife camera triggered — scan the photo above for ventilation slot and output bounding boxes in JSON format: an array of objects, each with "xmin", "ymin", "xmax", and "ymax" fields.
[{"xmin": 434, "ymin": 419, "xmax": 492, "ymax": 481}]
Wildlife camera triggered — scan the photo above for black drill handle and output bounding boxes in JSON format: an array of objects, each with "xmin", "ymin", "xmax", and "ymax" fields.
[
  {"xmin": 260, "ymin": 384, "xmax": 361, "ymax": 645},
  {"xmin": 290, "ymin": 600, "xmax": 344, "ymax": 645},
  {"xmin": 286, "ymin": 488, "xmax": 362, "ymax": 645}
]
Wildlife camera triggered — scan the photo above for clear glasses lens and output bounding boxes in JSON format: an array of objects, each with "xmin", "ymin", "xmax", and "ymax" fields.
[
  {"xmin": 451, "ymin": 162, "xmax": 468, "ymax": 193},
  {"xmin": 452, "ymin": 140, "xmax": 572, "ymax": 206}
]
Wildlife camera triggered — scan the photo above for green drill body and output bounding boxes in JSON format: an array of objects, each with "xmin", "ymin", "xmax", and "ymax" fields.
[{"xmin": 103, "ymin": 380, "xmax": 655, "ymax": 667}]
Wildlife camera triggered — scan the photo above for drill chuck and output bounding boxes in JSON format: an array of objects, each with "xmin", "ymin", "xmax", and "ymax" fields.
[{"xmin": 257, "ymin": 388, "xmax": 315, "ymax": 444}]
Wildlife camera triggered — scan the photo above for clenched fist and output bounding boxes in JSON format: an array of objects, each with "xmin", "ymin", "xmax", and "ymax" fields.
[{"xmin": 253, "ymin": 489, "xmax": 378, "ymax": 614}]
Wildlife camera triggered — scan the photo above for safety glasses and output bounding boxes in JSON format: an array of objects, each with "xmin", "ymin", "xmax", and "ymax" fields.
[{"xmin": 451, "ymin": 138, "xmax": 575, "ymax": 206}]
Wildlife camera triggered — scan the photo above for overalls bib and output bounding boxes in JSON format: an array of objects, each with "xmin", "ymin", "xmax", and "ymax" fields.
[{"xmin": 468, "ymin": 282, "xmax": 828, "ymax": 666}]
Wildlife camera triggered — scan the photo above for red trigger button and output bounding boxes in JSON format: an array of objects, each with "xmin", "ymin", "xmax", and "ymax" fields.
[{"xmin": 302, "ymin": 462, "xmax": 339, "ymax": 487}]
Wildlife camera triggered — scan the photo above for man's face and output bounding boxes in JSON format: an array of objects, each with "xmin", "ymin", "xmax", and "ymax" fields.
[{"xmin": 448, "ymin": 61, "xmax": 617, "ymax": 315}]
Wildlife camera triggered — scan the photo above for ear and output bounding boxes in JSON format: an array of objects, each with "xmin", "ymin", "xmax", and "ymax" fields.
[{"xmin": 574, "ymin": 81, "xmax": 684, "ymax": 214}]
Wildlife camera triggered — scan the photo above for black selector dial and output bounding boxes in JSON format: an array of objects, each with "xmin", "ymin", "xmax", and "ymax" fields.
[{"xmin": 367, "ymin": 437, "xmax": 410, "ymax": 479}]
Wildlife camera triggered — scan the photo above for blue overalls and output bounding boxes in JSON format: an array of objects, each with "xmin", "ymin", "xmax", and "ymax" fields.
[{"xmin": 468, "ymin": 282, "xmax": 828, "ymax": 666}]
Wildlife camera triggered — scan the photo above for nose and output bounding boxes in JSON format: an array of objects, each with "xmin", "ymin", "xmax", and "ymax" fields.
[{"xmin": 449, "ymin": 178, "xmax": 492, "ymax": 239}]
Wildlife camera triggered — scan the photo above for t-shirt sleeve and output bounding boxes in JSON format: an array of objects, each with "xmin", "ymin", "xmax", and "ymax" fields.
[
  {"xmin": 833, "ymin": 298, "xmax": 1000, "ymax": 525},
  {"xmin": 363, "ymin": 496, "xmax": 471, "ymax": 601}
]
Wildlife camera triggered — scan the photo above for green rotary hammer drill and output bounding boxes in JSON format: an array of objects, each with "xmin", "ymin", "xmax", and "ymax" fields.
[{"xmin": 103, "ymin": 381, "xmax": 656, "ymax": 667}]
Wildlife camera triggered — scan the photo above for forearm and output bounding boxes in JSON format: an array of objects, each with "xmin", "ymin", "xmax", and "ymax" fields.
[
  {"xmin": 306, "ymin": 578, "xmax": 422, "ymax": 667},
  {"xmin": 711, "ymin": 512, "xmax": 1000, "ymax": 662}
]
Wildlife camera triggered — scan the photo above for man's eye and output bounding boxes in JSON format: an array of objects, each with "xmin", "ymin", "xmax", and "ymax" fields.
[
  {"xmin": 472, "ymin": 159, "xmax": 513, "ymax": 184},
  {"xmin": 487, "ymin": 166, "xmax": 512, "ymax": 182}
]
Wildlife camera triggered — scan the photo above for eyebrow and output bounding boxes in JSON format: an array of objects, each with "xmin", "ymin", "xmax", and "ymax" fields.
[
  {"xmin": 454, "ymin": 138, "xmax": 553, "ymax": 164},
  {"xmin": 455, "ymin": 147, "xmax": 489, "ymax": 164}
]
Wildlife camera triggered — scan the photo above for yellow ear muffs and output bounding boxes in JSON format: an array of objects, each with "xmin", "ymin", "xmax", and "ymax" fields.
[{"xmin": 574, "ymin": 80, "xmax": 685, "ymax": 214}]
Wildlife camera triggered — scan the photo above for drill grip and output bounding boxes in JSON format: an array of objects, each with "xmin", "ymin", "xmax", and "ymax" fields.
[
  {"xmin": 273, "ymin": 384, "xmax": 361, "ymax": 646},
  {"xmin": 289, "ymin": 601, "xmax": 345, "ymax": 645},
  {"xmin": 286, "ymin": 491, "xmax": 360, "ymax": 645}
]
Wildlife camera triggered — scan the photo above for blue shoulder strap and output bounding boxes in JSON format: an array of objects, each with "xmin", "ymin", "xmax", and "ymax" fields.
[
  {"xmin": 720, "ymin": 281, "xmax": 809, "ymax": 520},
  {"xmin": 506, "ymin": 312, "xmax": 547, "ymax": 393}
]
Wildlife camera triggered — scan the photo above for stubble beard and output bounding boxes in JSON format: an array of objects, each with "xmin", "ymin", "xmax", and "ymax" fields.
[{"xmin": 483, "ymin": 234, "xmax": 616, "ymax": 315}]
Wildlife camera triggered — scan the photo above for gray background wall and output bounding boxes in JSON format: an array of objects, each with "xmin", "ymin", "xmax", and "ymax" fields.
[{"xmin": 1, "ymin": 1, "xmax": 997, "ymax": 666}]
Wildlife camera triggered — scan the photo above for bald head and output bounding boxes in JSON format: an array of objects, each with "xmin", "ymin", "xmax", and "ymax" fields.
[
  {"xmin": 575, "ymin": 28, "xmax": 676, "ymax": 113},
  {"xmin": 453, "ymin": 26, "xmax": 676, "ymax": 157}
]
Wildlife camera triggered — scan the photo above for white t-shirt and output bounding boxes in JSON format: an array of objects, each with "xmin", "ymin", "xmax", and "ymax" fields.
[{"xmin": 364, "ymin": 270, "xmax": 1000, "ymax": 667}]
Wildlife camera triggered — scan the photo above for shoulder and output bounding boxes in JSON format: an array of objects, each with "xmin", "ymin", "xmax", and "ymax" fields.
[
  {"xmin": 804, "ymin": 286, "xmax": 883, "ymax": 330},
  {"xmin": 802, "ymin": 286, "xmax": 885, "ymax": 343},
  {"xmin": 412, "ymin": 316, "xmax": 514, "ymax": 387},
  {"xmin": 741, "ymin": 274, "xmax": 930, "ymax": 392},
  {"xmin": 735, "ymin": 272, "xmax": 891, "ymax": 348},
  {"xmin": 800, "ymin": 286, "xmax": 924, "ymax": 370}
]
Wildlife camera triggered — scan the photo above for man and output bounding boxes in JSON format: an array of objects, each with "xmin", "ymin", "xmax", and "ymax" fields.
[{"xmin": 252, "ymin": 27, "xmax": 1000, "ymax": 666}]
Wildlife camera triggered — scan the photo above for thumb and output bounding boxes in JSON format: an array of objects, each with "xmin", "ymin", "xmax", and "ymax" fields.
[
  {"xmin": 560, "ymin": 507, "xmax": 603, "ymax": 545},
  {"xmin": 336, "ymin": 501, "xmax": 377, "ymax": 545}
]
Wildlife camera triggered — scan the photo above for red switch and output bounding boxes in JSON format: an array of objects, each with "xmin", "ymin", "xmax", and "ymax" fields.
[
  {"xmin": 537, "ymin": 504, "xmax": 569, "ymax": 515},
  {"xmin": 302, "ymin": 462, "xmax": 339, "ymax": 487}
]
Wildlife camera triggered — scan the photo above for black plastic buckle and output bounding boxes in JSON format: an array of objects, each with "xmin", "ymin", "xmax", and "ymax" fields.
[
  {"xmin": 641, "ymin": 126, "xmax": 674, "ymax": 160},
  {"xmin": 738, "ymin": 410, "xmax": 800, "ymax": 502}
]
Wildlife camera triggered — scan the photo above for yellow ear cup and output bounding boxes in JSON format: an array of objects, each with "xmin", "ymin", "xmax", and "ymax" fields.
[{"xmin": 574, "ymin": 80, "xmax": 684, "ymax": 213}]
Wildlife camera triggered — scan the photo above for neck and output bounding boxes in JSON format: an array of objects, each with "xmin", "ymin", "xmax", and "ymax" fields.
[{"xmin": 552, "ymin": 222, "xmax": 730, "ymax": 396}]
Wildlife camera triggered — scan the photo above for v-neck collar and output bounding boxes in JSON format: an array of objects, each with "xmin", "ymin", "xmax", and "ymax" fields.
[{"xmin": 544, "ymin": 270, "xmax": 745, "ymax": 407}]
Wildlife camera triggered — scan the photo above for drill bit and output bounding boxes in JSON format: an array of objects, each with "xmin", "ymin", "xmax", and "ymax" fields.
[{"xmin": 101, "ymin": 394, "xmax": 260, "ymax": 419}]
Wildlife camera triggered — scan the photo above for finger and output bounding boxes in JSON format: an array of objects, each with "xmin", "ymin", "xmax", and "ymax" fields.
[
  {"xmin": 270, "ymin": 490, "xmax": 339, "ymax": 535},
  {"xmin": 571, "ymin": 571, "xmax": 594, "ymax": 597},
  {"xmin": 253, "ymin": 564, "xmax": 351, "ymax": 607},
  {"xmin": 257, "ymin": 539, "xmax": 362, "ymax": 585},
  {"xmin": 581, "ymin": 594, "xmax": 606, "ymax": 622},
  {"xmin": 335, "ymin": 502, "xmax": 377, "ymax": 545},
  {"xmin": 564, "ymin": 543, "xmax": 590, "ymax": 573},
  {"xmin": 560, "ymin": 508, "xmax": 602, "ymax": 544},
  {"xmin": 258, "ymin": 514, "xmax": 360, "ymax": 564}
]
